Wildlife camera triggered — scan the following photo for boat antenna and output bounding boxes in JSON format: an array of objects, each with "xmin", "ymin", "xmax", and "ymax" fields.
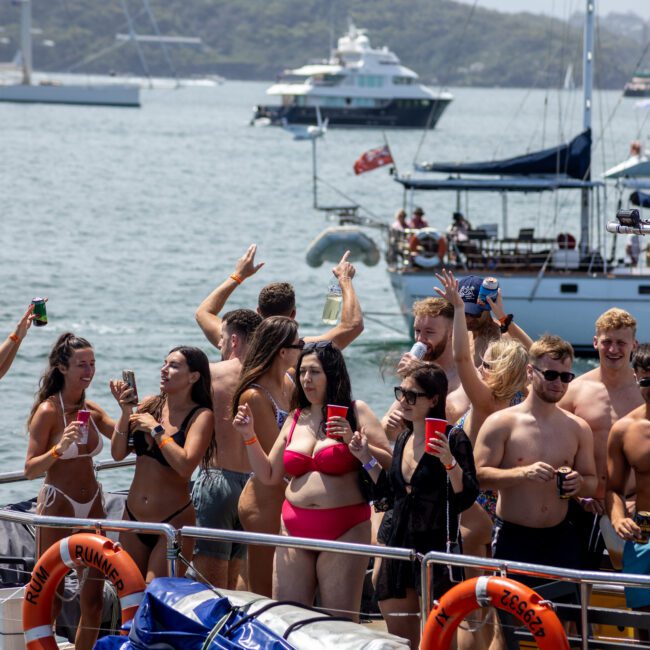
[{"xmin": 579, "ymin": 0, "xmax": 595, "ymax": 258}]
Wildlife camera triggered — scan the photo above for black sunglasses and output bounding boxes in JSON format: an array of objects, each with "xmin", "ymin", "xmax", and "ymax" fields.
[
  {"xmin": 638, "ymin": 377, "xmax": 650, "ymax": 388},
  {"xmin": 480, "ymin": 359, "xmax": 492, "ymax": 370},
  {"xmin": 394, "ymin": 386, "xmax": 428, "ymax": 405},
  {"xmin": 532, "ymin": 365, "xmax": 575, "ymax": 384},
  {"xmin": 284, "ymin": 338, "xmax": 305, "ymax": 350},
  {"xmin": 303, "ymin": 340, "xmax": 333, "ymax": 352}
]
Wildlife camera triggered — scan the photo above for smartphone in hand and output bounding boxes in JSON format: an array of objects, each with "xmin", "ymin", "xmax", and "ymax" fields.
[{"xmin": 122, "ymin": 369, "xmax": 139, "ymax": 404}]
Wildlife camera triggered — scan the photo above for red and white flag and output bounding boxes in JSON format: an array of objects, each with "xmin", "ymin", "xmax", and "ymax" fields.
[{"xmin": 353, "ymin": 145, "xmax": 394, "ymax": 175}]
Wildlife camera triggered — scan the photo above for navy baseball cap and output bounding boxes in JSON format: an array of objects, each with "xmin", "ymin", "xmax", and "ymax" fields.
[{"xmin": 458, "ymin": 275, "xmax": 485, "ymax": 315}]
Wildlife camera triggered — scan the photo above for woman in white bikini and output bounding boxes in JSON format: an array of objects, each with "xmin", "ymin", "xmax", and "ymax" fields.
[{"xmin": 25, "ymin": 332, "xmax": 115, "ymax": 650}]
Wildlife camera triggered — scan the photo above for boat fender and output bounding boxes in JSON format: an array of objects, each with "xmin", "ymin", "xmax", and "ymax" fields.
[
  {"xmin": 410, "ymin": 228, "xmax": 447, "ymax": 268},
  {"xmin": 420, "ymin": 576, "xmax": 569, "ymax": 650},
  {"xmin": 23, "ymin": 533, "xmax": 145, "ymax": 650},
  {"xmin": 305, "ymin": 226, "xmax": 380, "ymax": 267}
]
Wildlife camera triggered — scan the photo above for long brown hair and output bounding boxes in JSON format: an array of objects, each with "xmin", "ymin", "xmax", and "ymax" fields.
[
  {"xmin": 138, "ymin": 346, "xmax": 215, "ymax": 470},
  {"xmin": 28, "ymin": 332, "xmax": 93, "ymax": 426},
  {"xmin": 231, "ymin": 316, "xmax": 298, "ymax": 417}
]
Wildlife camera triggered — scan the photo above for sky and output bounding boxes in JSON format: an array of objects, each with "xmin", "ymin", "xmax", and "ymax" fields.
[{"xmin": 454, "ymin": 0, "xmax": 650, "ymax": 21}]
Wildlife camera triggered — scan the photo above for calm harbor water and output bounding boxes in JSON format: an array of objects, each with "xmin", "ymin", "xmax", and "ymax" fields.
[{"xmin": 2, "ymin": 81, "xmax": 640, "ymax": 503}]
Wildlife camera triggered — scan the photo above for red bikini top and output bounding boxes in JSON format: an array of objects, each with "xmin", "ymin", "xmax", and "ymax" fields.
[{"xmin": 283, "ymin": 409, "xmax": 360, "ymax": 477}]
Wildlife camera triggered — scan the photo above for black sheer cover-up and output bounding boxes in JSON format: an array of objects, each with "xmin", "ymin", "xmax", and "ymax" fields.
[{"xmin": 373, "ymin": 425, "xmax": 479, "ymax": 602}]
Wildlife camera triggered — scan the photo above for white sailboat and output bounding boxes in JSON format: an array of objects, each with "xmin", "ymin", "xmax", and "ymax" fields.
[
  {"xmin": 385, "ymin": 0, "xmax": 650, "ymax": 351},
  {"xmin": 0, "ymin": 0, "xmax": 140, "ymax": 107}
]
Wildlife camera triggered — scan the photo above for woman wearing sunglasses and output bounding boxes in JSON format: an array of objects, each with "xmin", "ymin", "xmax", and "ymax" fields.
[
  {"xmin": 233, "ymin": 341, "xmax": 391, "ymax": 620},
  {"xmin": 231, "ymin": 316, "xmax": 304, "ymax": 596},
  {"xmin": 347, "ymin": 362, "xmax": 478, "ymax": 648}
]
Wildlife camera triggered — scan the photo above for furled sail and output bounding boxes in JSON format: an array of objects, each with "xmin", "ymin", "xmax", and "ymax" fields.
[{"xmin": 417, "ymin": 129, "xmax": 591, "ymax": 180}]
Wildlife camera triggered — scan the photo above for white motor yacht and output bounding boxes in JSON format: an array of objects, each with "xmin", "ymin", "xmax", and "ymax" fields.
[{"xmin": 252, "ymin": 23, "xmax": 452, "ymax": 129}]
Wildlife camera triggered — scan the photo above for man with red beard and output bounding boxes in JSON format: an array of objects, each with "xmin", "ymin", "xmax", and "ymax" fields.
[
  {"xmin": 560, "ymin": 308, "xmax": 641, "ymax": 569},
  {"xmin": 382, "ymin": 297, "xmax": 469, "ymax": 439},
  {"xmin": 474, "ymin": 334, "xmax": 597, "ymax": 574}
]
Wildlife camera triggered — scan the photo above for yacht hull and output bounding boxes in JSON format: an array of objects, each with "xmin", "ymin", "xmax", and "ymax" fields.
[
  {"xmin": 0, "ymin": 83, "xmax": 140, "ymax": 107},
  {"xmin": 389, "ymin": 269, "xmax": 650, "ymax": 352},
  {"xmin": 253, "ymin": 98, "xmax": 451, "ymax": 129}
]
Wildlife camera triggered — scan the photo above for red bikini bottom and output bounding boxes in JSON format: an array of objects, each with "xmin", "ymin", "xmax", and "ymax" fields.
[{"xmin": 281, "ymin": 500, "xmax": 371, "ymax": 541}]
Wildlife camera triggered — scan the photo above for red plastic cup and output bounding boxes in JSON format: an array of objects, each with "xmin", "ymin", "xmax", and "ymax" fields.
[
  {"xmin": 326, "ymin": 404, "xmax": 348, "ymax": 440},
  {"xmin": 77, "ymin": 409, "xmax": 91, "ymax": 444},
  {"xmin": 425, "ymin": 418, "xmax": 447, "ymax": 454}
]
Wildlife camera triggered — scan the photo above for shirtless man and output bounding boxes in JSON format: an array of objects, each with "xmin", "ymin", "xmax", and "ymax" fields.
[
  {"xmin": 560, "ymin": 308, "xmax": 641, "ymax": 568},
  {"xmin": 382, "ymin": 297, "xmax": 469, "ymax": 439},
  {"xmin": 192, "ymin": 308, "xmax": 261, "ymax": 589},
  {"xmin": 607, "ymin": 343, "xmax": 650, "ymax": 630},
  {"xmin": 475, "ymin": 334, "xmax": 597, "ymax": 574}
]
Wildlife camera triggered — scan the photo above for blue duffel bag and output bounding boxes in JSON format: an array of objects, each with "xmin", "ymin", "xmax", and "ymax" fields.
[{"xmin": 94, "ymin": 577, "xmax": 294, "ymax": 650}]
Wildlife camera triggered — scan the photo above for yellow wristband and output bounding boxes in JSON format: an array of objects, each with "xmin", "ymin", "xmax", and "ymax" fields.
[
  {"xmin": 230, "ymin": 273, "xmax": 243, "ymax": 285},
  {"xmin": 50, "ymin": 445, "xmax": 62, "ymax": 459},
  {"xmin": 158, "ymin": 437, "xmax": 174, "ymax": 449},
  {"xmin": 243, "ymin": 436, "xmax": 258, "ymax": 446},
  {"xmin": 8, "ymin": 333, "xmax": 20, "ymax": 344}
]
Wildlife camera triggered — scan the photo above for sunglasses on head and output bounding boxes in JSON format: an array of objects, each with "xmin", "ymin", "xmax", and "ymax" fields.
[
  {"xmin": 303, "ymin": 340, "xmax": 333, "ymax": 352},
  {"xmin": 394, "ymin": 386, "xmax": 428, "ymax": 405},
  {"xmin": 638, "ymin": 377, "xmax": 650, "ymax": 388},
  {"xmin": 284, "ymin": 338, "xmax": 305, "ymax": 350},
  {"xmin": 532, "ymin": 365, "xmax": 575, "ymax": 383},
  {"xmin": 480, "ymin": 359, "xmax": 492, "ymax": 370}
]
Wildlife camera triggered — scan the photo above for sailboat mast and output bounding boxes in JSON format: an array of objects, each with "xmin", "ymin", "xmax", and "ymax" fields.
[
  {"xmin": 19, "ymin": 0, "xmax": 33, "ymax": 86},
  {"xmin": 580, "ymin": 0, "xmax": 595, "ymax": 256}
]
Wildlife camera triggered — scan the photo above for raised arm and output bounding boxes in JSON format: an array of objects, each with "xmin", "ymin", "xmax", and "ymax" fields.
[
  {"xmin": 306, "ymin": 251, "xmax": 363, "ymax": 350},
  {"xmin": 195, "ymin": 244, "xmax": 265, "ymax": 348},
  {"xmin": 233, "ymin": 403, "xmax": 289, "ymax": 485},
  {"xmin": 486, "ymin": 290, "xmax": 532, "ymax": 350},
  {"xmin": 109, "ymin": 380, "xmax": 135, "ymax": 461},
  {"xmin": 606, "ymin": 420, "xmax": 640, "ymax": 540},
  {"xmin": 0, "ymin": 304, "xmax": 34, "ymax": 380},
  {"xmin": 435, "ymin": 269, "xmax": 494, "ymax": 408}
]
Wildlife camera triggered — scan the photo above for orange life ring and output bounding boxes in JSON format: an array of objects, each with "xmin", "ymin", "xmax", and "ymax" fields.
[
  {"xmin": 23, "ymin": 533, "xmax": 146, "ymax": 650},
  {"xmin": 420, "ymin": 576, "xmax": 569, "ymax": 650}
]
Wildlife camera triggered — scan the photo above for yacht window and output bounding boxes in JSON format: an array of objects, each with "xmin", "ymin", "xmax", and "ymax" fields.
[
  {"xmin": 393, "ymin": 76, "xmax": 413, "ymax": 85},
  {"xmin": 358, "ymin": 75, "xmax": 384, "ymax": 88}
]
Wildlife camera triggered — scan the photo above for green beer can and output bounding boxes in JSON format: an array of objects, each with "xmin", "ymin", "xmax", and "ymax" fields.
[{"xmin": 32, "ymin": 298, "xmax": 48, "ymax": 327}]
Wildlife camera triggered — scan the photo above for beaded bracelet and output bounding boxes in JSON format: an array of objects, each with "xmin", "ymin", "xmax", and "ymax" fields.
[
  {"xmin": 158, "ymin": 437, "xmax": 174, "ymax": 449},
  {"xmin": 112, "ymin": 427, "xmax": 127, "ymax": 437},
  {"xmin": 243, "ymin": 436, "xmax": 258, "ymax": 446},
  {"xmin": 230, "ymin": 273, "xmax": 243, "ymax": 285}
]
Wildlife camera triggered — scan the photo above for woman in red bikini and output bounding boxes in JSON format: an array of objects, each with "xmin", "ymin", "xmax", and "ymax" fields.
[
  {"xmin": 233, "ymin": 341, "xmax": 391, "ymax": 620},
  {"xmin": 110, "ymin": 346, "xmax": 214, "ymax": 583},
  {"xmin": 25, "ymin": 333, "xmax": 116, "ymax": 650}
]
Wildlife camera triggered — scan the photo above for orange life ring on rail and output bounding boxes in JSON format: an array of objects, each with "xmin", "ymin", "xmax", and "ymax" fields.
[
  {"xmin": 22, "ymin": 533, "xmax": 146, "ymax": 650},
  {"xmin": 420, "ymin": 576, "xmax": 569, "ymax": 650}
]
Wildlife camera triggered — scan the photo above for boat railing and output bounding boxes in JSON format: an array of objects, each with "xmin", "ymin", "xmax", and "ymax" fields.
[
  {"xmin": 3, "ymin": 506, "xmax": 650, "ymax": 645},
  {"xmin": 0, "ymin": 457, "xmax": 136, "ymax": 485}
]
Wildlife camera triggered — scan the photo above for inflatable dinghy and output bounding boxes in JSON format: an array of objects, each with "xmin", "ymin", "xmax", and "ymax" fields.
[{"xmin": 306, "ymin": 226, "xmax": 380, "ymax": 268}]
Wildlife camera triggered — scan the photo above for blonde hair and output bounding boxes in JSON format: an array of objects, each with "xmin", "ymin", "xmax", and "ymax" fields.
[
  {"xmin": 529, "ymin": 334, "xmax": 574, "ymax": 364},
  {"xmin": 595, "ymin": 308, "xmax": 637, "ymax": 337},
  {"xmin": 412, "ymin": 297, "xmax": 454, "ymax": 321},
  {"xmin": 484, "ymin": 339, "xmax": 529, "ymax": 402}
]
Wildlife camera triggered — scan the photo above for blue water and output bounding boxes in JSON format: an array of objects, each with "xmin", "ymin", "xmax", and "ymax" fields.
[{"xmin": 3, "ymin": 81, "xmax": 638, "ymax": 502}]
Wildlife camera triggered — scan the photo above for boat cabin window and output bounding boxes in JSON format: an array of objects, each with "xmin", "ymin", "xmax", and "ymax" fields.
[
  {"xmin": 393, "ymin": 76, "xmax": 413, "ymax": 85},
  {"xmin": 357, "ymin": 75, "xmax": 384, "ymax": 88}
]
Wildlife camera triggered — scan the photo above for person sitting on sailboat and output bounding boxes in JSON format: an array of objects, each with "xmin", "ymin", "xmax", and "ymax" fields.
[
  {"xmin": 407, "ymin": 206, "xmax": 429, "ymax": 229},
  {"xmin": 390, "ymin": 208, "xmax": 408, "ymax": 231},
  {"xmin": 447, "ymin": 211, "xmax": 472, "ymax": 243}
]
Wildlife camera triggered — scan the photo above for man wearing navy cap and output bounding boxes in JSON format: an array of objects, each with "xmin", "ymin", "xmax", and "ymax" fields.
[{"xmin": 458, "ymin": 275, "xmax": 500, "ymax": 367}]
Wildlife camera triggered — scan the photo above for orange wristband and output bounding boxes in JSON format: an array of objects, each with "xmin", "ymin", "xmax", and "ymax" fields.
[
  {"xmin": 158, "ymin": 437, "xmax": 174, "ymax": 449},
  {"xmin": 230, "ymin": 273, "xmax": 243, "ymax": 285},
  {"xmin": 50, "ymin": 445, "xmax": 62, "ymax": 459},
  {"xmin": 8, "ymin": 333, "xmax": 19, "ymax": 344},
  {"xmin": 243, "ymin": 436, "xmax": 258, "ymax": 446}
]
